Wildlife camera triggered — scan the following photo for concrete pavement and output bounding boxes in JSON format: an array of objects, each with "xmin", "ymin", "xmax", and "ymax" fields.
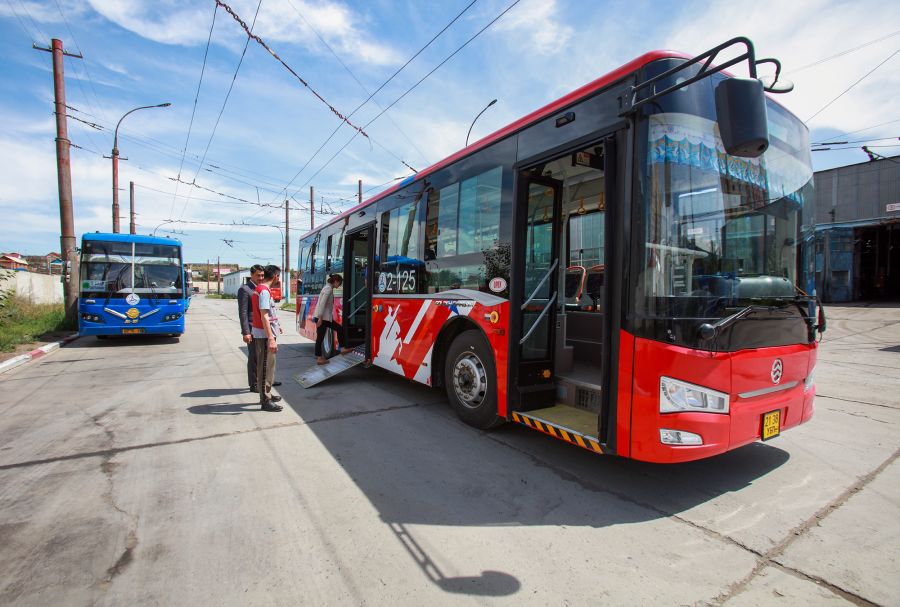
[{"xmin": 0, "ymin": 297, "xmax": 897, "ymax": 605}]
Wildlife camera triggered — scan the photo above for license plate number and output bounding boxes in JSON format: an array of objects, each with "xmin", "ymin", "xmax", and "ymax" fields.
[
  {"xmin": 121, "ymin": 328, "xmax": 145, "ymax": 335},
  {"xmin": 762, "ymin": 410, "xmax": 781, "ymax": 441}
]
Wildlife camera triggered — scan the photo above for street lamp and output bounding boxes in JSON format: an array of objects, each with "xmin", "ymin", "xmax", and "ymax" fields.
[
  {"xmin": 112, "ymin": 102, "xmax": 171, "ymax": 233},
  {"xmin": 465, "ymin": 98, "xmax": 497, "ymax": 147}
]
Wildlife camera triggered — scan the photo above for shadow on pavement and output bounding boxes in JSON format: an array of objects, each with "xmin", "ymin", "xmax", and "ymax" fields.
[
  {"xmin": 68, "ymin": 335, "xmax": 181, "ymax": 347},
  {"xmin": 186, "ymin": 402, "xmax": 260, "ymax": 415},
  {"xmin": 272, "ymin": 342, "xmax": 791, "ymax": 598}
]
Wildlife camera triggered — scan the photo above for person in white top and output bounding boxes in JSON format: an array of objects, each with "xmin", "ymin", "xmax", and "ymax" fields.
[{"xmin": 312, "ymin": 273, "xmax": 353, "ymax": 365}]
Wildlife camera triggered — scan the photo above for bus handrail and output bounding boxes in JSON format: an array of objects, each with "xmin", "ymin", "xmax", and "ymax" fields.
[
  {"xmin": 519, "ymin": 292, "xmax": 557, "ymax": 346},
  {"xmin": 521, "ymin": 258, "xmax": 559, "ymax": 311}
]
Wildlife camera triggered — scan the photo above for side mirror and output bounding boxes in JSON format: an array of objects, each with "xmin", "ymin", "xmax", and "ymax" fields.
[{"xmin": 715, "ymin": 78, "xmax": 769, "ymax": 158}]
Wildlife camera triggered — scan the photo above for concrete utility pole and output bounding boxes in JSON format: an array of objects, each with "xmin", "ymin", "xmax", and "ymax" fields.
[
  {"xmin": 284, "ymin": 199, "xmax": 290, "ymax": 304},
  {"xmin": 358, "ymin": 179, "xmax": 363, "ymax": 205},
  {"xmin": 309, "ymin": 186, "xmax": 315, "ymax": 229},
  {"xmin": 217, "ymin": 256, "xmax": 221, "ymax": 295},
  {"xmin": 207, "ymin": 259, "xmax": 211, "ymax": 294},
  {"xmin": 34, "ymin": 38, "xmax": 82, "ymax": 326},
  {"xmin": 129, "ymin": 181, "xmax": 136, "ymax": 235}
]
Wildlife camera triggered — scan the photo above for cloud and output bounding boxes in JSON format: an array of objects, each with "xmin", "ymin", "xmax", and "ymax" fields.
[
  {"xmin": 82, "ymin": 0, "xmax": 401, "ymax": 66},
  {"xmin": 493, "ymin": 0, "xmax": 573, "ymax": 56}
]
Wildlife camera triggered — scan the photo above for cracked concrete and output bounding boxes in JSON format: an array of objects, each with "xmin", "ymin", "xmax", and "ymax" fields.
[{"xmin": 0, "ymin": 299, "xmax": 897, "ymax": 605}]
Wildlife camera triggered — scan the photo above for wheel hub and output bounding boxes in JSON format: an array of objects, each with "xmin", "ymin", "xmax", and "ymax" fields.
[{"xmin": 452, "ymin": 353, "xmax": 486, "ymax": 409}]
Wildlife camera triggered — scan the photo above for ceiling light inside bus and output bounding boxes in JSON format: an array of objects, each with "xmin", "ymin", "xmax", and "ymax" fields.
[
  {"xmin": 660, "ymin": 429, "xmax": 703, "ymax": 445},
  {"xmin": 660, "ymin": 377, "xmax": 729, "ymax": 414}
]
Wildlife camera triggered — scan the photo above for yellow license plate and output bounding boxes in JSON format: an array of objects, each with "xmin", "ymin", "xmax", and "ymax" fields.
[
  {"xmin": 762, "ymin": 410, "xmax": 781, "ymax": 441},
  {"xmin": 121, "ymin": 328, "xmax": 145, "ymax": 335}
]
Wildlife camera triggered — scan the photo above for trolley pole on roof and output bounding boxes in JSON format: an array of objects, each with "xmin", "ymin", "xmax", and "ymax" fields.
[
  {"xmin": 34, "ymin": 38, "xmax": 82, "ymax": 326},
  {"xmin": 309, "ymin": 186, "xmax": 314, "ymax": 229},
  {"xmin": 129, "ymin": 181, "xmax": 136, "ymax": 235}
]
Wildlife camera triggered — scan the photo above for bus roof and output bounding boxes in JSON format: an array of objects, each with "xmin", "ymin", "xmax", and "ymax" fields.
[
  {"xmin": 82, "ymin": 232, "xmax": 183, "ymax": 247},
  {"xmin": 300, "ymin": 49, "xmax": 688, "ymax": 242}
]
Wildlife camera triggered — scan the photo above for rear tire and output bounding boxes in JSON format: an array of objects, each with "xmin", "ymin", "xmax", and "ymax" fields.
[
  {"xmin": 322, "ymin": 327, "xmax": 334, "ymax": 358},
  {"xmin": 443, "ymin": 330, "xmax": 503, "ymax": 430}
]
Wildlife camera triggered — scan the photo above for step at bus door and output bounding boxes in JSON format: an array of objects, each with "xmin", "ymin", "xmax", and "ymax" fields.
[{"xmin": 512, "ymin": 173, "xmax": 563, "ymax": 409}]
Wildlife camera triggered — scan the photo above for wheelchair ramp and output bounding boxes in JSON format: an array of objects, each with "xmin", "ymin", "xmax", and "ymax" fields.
[{"xmin": 294, "ymin": 349, "xmax": 366, "ymax": 388}]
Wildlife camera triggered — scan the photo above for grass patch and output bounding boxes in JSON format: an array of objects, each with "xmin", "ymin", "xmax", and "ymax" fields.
[
  {"xmin": 205, "ymin": 293, "xmax": 237, "ymax": 299},
  {"xmin": 0, "ymin": 296, "xmax": 73, "ymax": 352},
  {"xmin": 280, "ymin": 302, "xmax": 296, "ymax": 312}
]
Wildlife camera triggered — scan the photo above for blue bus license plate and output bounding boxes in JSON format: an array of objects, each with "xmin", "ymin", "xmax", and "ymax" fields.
[{"xmin": 121, "ymin": 328, "xmax": 145, "ymax": 335}]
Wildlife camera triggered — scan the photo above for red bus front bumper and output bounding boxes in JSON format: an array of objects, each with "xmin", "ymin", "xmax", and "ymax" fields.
[{"xmin": 625, "ymin": 335, "xmax": 817, "ymax": 463}]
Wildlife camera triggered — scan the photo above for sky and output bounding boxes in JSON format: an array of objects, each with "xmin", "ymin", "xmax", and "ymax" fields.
[{"xmin": 1, "ymin": 0, "xmax": 898, "ymax": 265}]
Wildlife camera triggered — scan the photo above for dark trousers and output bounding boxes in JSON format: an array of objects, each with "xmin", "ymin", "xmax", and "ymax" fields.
[
  {"xmin": 247, "ymin": 338, "xmax": 258, "ymax": 388},
  {"xmin": 254, "ymin": 338, "xmax": 276, "ymax": 403},
  {"xmin": 315, "ymin": 320, "xmax": 345, "ymax": 356}
]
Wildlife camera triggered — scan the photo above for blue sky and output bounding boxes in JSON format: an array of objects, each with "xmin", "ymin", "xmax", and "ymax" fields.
[{"xmin": 1, "ymin": 0, "xmax": 898, "ymax": 265}]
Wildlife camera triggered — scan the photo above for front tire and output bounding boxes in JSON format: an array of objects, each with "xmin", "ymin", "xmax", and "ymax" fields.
[
  {"xmin": 322, "ymin": 327, "xmax": 334, "ymax": 358},
  {"xmin": 443, "ymin": 330, "xmax": 502, "ymax": 430}
]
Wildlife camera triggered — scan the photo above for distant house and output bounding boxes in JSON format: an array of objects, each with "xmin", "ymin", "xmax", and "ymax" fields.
[
  {"xmin": 222, "ymin": 269, "xmax": 250, "ymax": 296},
  {"xmin": 23, "ymin": 252, "xmax": 63, "ymax": 274},
  {"xmin": 0, "ymin": 253, "xmax": 28, "ymax": 271}
]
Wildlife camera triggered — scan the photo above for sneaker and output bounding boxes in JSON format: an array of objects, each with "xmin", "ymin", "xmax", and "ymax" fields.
[
  {"xmin": 261, "ymin": 401, "xmax": 283, "ymax": 412},
  {"xmin": 273, "ymin": 381, "xmax": 282, "ymax": 387},
  {"xmin": 270, "ymin": 395, "xmax": 282, "ymax": 403}
]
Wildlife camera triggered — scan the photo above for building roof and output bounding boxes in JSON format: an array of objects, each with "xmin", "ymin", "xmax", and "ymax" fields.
[
  {"xmin": 82, "ymin": 232, "xmax": 182, "ymax": 246},
  {"xmin": 1, "ymin": 254, "xmax": 28, "ymax": 264}
]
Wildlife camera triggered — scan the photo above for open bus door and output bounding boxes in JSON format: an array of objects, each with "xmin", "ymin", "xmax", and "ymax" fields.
[
  {"xmin": 511, "ymin": 173, "xmax": 563, "ymax": 409},
  {"xmin": 343, "ymin": 223, "xmax": 375, "ymax": 360}
]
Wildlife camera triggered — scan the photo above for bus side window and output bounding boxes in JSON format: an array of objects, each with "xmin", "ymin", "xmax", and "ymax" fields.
[{"xmin": 378, "ymin": 200, "xmax": 422, "ymax": 294}]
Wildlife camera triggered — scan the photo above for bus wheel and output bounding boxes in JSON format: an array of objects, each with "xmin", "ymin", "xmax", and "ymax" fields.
[
  {"xmin": 96, "ymin": 335, "xmax": 109, "ymax": 340},
  {"xmin": 444, "ymin": 330, "xmax": 502, "ymax": 430},
  {"xmin": 322, "ymin": 327, "xmax": 334, "ymax": 358}
]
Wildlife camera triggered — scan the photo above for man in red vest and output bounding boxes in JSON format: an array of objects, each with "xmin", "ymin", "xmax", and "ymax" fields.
[{"xmin": 251, "ymin": 265, "xmax": 283, "ymax": 411}]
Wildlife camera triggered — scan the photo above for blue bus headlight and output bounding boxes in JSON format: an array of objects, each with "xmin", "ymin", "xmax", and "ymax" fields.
[
  {"xmin": 660, "ymin": 377, "xmax": 729, "ymax": 414},
  {"xmin": 163, "ymin": 313, "xmax": 183, "ymax": 322},
  {"xmin": 81, "ymin": 313, "xmax": 104, "ymax": 323}
]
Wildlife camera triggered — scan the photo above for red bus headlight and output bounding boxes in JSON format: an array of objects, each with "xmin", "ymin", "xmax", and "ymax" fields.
[{"xmin": 660, "ymin": 376, "xmax": 730, "ymax": 414}]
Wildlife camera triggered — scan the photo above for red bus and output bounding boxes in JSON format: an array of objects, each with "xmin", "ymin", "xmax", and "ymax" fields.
[{"xmin": 295, "ymin": 38, "xmax": 823, "ymax": 463}]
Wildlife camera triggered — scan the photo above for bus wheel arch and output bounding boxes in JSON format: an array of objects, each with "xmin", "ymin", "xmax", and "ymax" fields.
[{"xmin": 438, "ymin": 320, "xmax": 503, "ymax": 430}]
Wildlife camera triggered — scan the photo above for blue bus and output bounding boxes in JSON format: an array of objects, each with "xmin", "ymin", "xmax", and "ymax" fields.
[{"xmin": 78, "ymin": 233, "xmax": 187, "ymax": 338}]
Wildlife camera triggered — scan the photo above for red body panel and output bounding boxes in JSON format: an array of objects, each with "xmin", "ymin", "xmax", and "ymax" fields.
[
  {"xmin": 370, "ymin": 295, "xmax": 510, "ymax": 416},
  {"xmin": 295, "ymin": 292, "xmax": 343, "ymax": 342},
  {"xmin": 626, "ymin": 335, "xmax": 817, "ymax": 463}
]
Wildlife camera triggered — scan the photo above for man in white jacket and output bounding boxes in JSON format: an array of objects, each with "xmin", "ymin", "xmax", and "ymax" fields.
[{"xmin": 312, "ymin": 273, "xmax": 353, "ymax": 364}]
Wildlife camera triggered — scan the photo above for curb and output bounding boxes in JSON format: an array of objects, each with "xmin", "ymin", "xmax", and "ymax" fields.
[{"xmin": 0, "ymin": 334, "xmax": 80, "ymax": 375}]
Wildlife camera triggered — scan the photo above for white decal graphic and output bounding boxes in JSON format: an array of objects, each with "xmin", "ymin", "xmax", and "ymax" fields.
[
  {"xmin": 378, "ymin": 272, "xmax": 388, "ymax": 293},
  {"xmin": 125, "ymin": 293, "xmax": 140, "ymax": 305},
  {"xmin": 489, "ymin": 277, "xmax": 507, "ymax": 293},
  {"xmin": 403, "ymin": 300, "xmax": 431, "ymax": 345},
  {"xmin": 373, "ymin": 305, "xmax": 405, "ymax": 374}
]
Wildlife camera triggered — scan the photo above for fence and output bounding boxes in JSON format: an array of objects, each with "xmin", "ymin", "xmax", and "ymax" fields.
[{"xmin": 0, "ymin": 270, "xmax": 64, "ymax": 305}]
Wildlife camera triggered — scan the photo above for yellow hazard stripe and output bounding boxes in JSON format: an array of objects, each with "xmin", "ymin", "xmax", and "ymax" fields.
[{"xmin": 511, "ymin": 412, "xmax": 603, "ymax": 455}]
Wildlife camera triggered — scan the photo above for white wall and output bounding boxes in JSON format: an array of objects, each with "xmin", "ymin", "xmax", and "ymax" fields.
[
  {"xmin": 0, "ymin": 271, "xmax": 64, "ymax": 304},
  {"xmin": 222, "ymin": 270, "xmax": 250, "ymax": 297}
]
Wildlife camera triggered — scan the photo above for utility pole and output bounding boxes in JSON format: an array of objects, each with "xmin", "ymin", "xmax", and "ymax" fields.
[
  {"xmin": 217, "ymin": 256, "xmax": 221, "ymax": 295},
  {"xmin": 309, "ymin": 186, "xmax": 315, "ymax": 229},
  {"xmin": 358, "ymin": 179, "xmax": 363, "ymax": 205},
  {"xmin": 284, "ymin": 199, "xmax": 290, "ymax": 304},
  {"xmin": 129, "ymin": 181, "xmax": 136, "ymax": 235},
  {"xmin": 34, "ymin": 39, "xmax": 82, "ymax": 326},
  {"xmin": 207, "ymin": 259, "xmax": 210, "ymax": 294}
]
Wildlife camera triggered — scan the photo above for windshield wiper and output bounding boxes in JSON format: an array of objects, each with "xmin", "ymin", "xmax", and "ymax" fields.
[{"xmin": 698, "ymin": 304, "xmax": 791, "ymax": 343}]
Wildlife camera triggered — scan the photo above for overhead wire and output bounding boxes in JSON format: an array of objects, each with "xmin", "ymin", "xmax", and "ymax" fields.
[
  {"xmin": 806, "ymin": 47, "xmax": 900, "ymax": 122},
  {"xmin": 170, "ymin": 2, "xmax": 219, "ymax": 220},
  {"xmin": 178, "ymin": 0, "xmax": 263, "ymax": 221},
  {"xmin": 214, "ymin": 0, "xmax": 369, "ymax": 138},
  {"xmin": 285, "ymin": 0, "xmax": 429, "ymax": 166},
  {"xmin": 815, "ymin": 118, "xmax": 900, "ymax": 145},
  {"xmin": 287, "ymin": 0, "xmax": 523, "ymax": 202},
  {"xmin": 788, "ymin": 29, "xmax": 900, "ymax": 74},
  {"xmin": 268, "ymin": 0, "xmax": 480, "ymax": 208}
]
